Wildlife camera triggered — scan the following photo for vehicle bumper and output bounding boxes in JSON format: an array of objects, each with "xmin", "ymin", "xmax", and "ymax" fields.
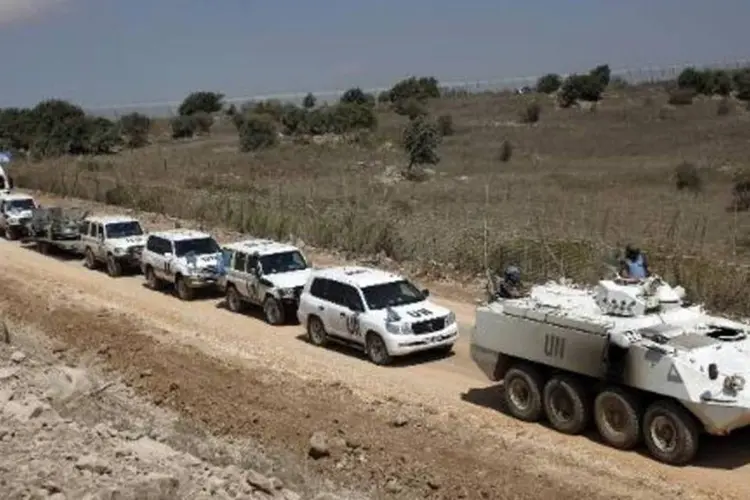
[
  {"xmin": 385, "ymin": 324, "xmax": 459, "ymax": 356},
  {"xmin": 114, "ymin": 254, "xmax": 141, "ymax": 268},
  {"xmin": 184, "ymin": 274, "xmax": 219, "ymax": 289}
]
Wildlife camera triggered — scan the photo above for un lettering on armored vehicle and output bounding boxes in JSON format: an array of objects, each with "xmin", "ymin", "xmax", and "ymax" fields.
[{"xmin": 470, "ymin": 276, "xmax": 750, "ymax": 465}]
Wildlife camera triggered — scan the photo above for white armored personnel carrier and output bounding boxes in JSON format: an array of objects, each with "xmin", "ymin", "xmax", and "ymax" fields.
[{"xmin": 470, "ymin": 275, "xmax": 750, "ymax": 465}]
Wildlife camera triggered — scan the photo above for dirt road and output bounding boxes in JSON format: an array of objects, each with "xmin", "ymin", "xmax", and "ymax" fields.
[{"xmin": 1, "ymin": 233, "xmax": 749, "ymax": 499}]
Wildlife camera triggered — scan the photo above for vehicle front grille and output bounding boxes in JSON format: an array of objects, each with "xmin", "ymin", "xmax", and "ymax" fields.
[{"xmin": 411, "ymin": 316, "xmax": 446, "ymax": 335}]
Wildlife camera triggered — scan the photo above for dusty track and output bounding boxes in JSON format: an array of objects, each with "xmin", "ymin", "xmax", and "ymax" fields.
[{"xmin": 1, "ymin": 236, "xmax": 749, "ymax": 499}]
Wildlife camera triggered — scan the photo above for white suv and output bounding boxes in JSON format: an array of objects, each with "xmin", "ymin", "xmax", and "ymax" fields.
[
  {"xmin": 297, "ymin": 266, "xmax": 459, "ymax": 365},
  {"xmin": 219, "ymin": 238, "xmax": 312, "ymax": 325},
  {"xmin": 140, "ymin": 229, "xmax": 223, "ymax": 300},
  {"xmin": 79, "ymin": 215, "xmax": 147, "ymax": 277},
  {"xmin": 0, "ymin": 192, "xmax": 36, "ymax": 240}
]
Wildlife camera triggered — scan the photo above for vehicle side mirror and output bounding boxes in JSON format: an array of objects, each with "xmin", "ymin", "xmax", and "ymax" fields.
[{"xmin": 422, "ymin": 288, "xmax": 430, "ymax": 297}]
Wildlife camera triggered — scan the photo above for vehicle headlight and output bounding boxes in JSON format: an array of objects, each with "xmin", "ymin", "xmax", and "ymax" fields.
[
  {"xmin": 113, "ymin": 247, "xmax": 125, "ymax": 256},
  {"xmin": 8, "ymin": 216, "xmax": 19, "ymax": 224},
  {"xmin": 445, "ymin": 311, "xmax": 456, "ymax": 326},
  {"xmin": 279, "ymin": 288, "xmax": 295, "ymax": 298},
  {"xmin": 385, "ymin": 322, "xmax": 401, "ymax": 334}
]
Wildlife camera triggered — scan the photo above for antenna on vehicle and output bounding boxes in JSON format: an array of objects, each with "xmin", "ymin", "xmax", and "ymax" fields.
[{"xmin": 482, "ymin": 180, "xmax": 493, "ymax": 300}]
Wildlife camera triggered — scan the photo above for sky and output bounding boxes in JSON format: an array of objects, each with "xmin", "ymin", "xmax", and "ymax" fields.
[{"xmin": 1, "ymin": 0, "xmax": 750, "ymax": 111}]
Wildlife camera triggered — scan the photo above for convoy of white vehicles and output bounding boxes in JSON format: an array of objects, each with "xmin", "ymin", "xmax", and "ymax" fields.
[{"xmin": 4, "ymin": 186, "xmax": 750, "ymax": 466}]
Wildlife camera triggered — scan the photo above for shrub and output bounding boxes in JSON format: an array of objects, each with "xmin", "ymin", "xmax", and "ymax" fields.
[
  {"xmin": 377, "ymin": 90, "xmax": 391, "ymax": 103},
  {"xmin": 340, "ymin": 88, "xmax": 375, "ymax": 107},
  {"xmin": 733, "ymin": 69, "xmax": 750, "ymax": 101},
  {"xmin": 437, "ymin": 114, "xmax": 454, "ymax": 136},
  {"xmin": 329, "ymin": 103, "xmax": 377, "ymax": 133},
  {"xmin": 191, "ymin": 111, "xmax": 214, "ymax": 134},
  {"xmin": 558, "ymin": 74, "xmax": 604, "ymax": 107},
  {"xmin": 519, "ymin": 102, "xmax": 541, "ymax": 124},
  {"xmin": 535, "ymin": 73, "xmax": 562, "ymax": 94},
  {"xmin": 402, "ymin": 116, "xmax": 440, "ymax": 170},
  {"xmin": 238, "ymin": 114, "xmax": 277, "ymax": 152},
  {"xmin": 178, "ymin": 91, "xmax": 224, "ymax": 116},
  {"xmin": 393, "ymin": 98, "xmax": 428, "ymax": 119},
  {"xmin": 280, "ymin": 105, "xmax": 308, "ymax": 135},
  {"xmin": 87, "ymin": 117, "xmax": 122, "ymax": 154},
  {"xmin": 667, "ymin": 88, "xmax": 695, "ymax": 106},
  {"xmin": 712, "ymin": 70, "xmax": 733, "ymax": 96},
  {"xmin": 170, "ymin": 115, "xmax": 196, "ymax": 139},
  {"xmin": 389, "ymin": 76, "xmax": 440, "ymax": 103},
  {"xmin": 590, "ymin": 64, "xmax": 611, "ymax": 88},
  {"xmin": 674, "ymin": 162, "xmax": 702, "ymax": 193},
  {"xmin": 299, "ymin": 92, "xmax": 314, "ymax": 109},
  {"xmin": 248, "ymin": 100, "xmax": 285, "ymax": 121},
  {"xmin": 118, "ymin": 112, "xmax": 151, "ymax": 148}
]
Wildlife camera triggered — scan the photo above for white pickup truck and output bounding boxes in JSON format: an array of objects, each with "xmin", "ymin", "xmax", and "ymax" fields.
[
  {"xmin": 0, "ymin": 192, "xmax": 37, "ymax": 240},
  {"xmin": 79, "ymin": 214, "xmax": 147, "ymax": 277},
  {"xmin": 219, "ymin": 238, "xmax": 312, "ymax": 325}
]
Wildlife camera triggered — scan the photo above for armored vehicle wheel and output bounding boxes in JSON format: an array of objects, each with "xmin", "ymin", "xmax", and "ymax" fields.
[
  {"xmin": 106, "ymin": 255, "xmax": 122, "ymax": 277},
  {"xmin": 593, "ymin": 388, "xmax": 641, "ymax": 450},
  {"xmin": 503, "ymin": 364, "xmax": 545, "ymax": 422},
  {"xmin": 262, "ymin": 296, "xmax": 285, "ymax": 325},
  {"xmin": 365, "ymin": 332, "xmax": 393, "ymax": 366},
  {"xmin": 643, "ymin": 400, "xmax": 699, "ymax": 465},
  {"xmin": 542, "ymin": 375, "xmax": 591, "ymax": 434},
  {"xmin": 84, "ymin": 248, "xmax": 98, "ymax": 269},
  {"xmin": 175, "ymin": 276, "xmax": 195, "ymax": 301},
  {"xmin": 226, "ymin": 286, "xmax": 245, "ymax": 313},
  {"xmin": 144, "ymin": 266, "xmax": 163, "ymax": 290},
  {"xmin": 307, "ymin": 316, "xmax": 328, "ymax": 347}
]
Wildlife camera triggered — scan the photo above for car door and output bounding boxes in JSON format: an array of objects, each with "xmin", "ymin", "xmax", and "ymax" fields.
[
  {"xmin": 147, "ymin": 237, "xmax": 168, "ymax": 280},
  {"xmin": 82, "ymin": 222, "xmax": 97, "ymax": 257},
  {"xmin": 339, "ymin": 284, "xmax": 366, "ymax": 344},
  {"xmin": 323, "ymin": 281, "xmax": 353, "ymax": 338},
  {"xmin": 229, "ymin": 251, "xmax": 251, "ymax": 299},
  {"xmin": 94, "ymin": 223, "xmax": 107, "ymax": 259},
  {"xmin": 245, "ymin": 253, "xmax": 262, "ymax": 304}
]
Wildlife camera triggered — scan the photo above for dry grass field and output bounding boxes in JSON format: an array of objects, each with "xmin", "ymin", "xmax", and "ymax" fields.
[{"xmin": 12, "ymin": 83, "xmax": 750, "ymax": 314}]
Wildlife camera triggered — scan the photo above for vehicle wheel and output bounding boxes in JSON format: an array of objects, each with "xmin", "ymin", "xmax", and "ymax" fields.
[
  {"xmin": 594, "ymin": 387, "xmax": 642, "ymax": 450},
  {"xmin": 643, "ymin": 400, "xmax": 700, "ymax": 465},
  {"xmin": 262, "ymin": 296, "xmax": 285, "ymax": 325},
  {"xmin": 365, "ymin": 332, "xmax": 392, "ymax": 366},
  {"xmin": 503, "ymin": 364, "xmax": 545, "ymax": 422},
  {"xmin": 175, "ymin": 276, "xmax": 194, "ymax": 301},
  {"xmin": 38, "ymin": 241, "xmax": 50, "ymax": 255},
  {"xmin": 307, "ymin": 316, "xmax": 328, "ymax": 347},
  {"xmin": 84, "ymin": 248, "xmax": 97, "ymax": 269},
  {"xmin": 145, "ymin": 266, "xmax": 162, "ymax": 290},
  {"xmin": 542, "ymin": 375, "xmax": 591, "ymax": 435},
  {"xmin": 106, "ymin": 254, "xmax": 122, "ymax": 277},
  {"xmin": 5, "ymin": 226, "xmax": 17, "ymax": 241},
  {"xmin": 226, "ymin": 285, "xmax": 244, "ymax": 313}
]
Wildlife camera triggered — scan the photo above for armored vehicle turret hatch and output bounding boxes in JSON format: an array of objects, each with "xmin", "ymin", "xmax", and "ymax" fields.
[{"xmin": 470, "ymin": 275, "xmax": 750, "ymax": 465}]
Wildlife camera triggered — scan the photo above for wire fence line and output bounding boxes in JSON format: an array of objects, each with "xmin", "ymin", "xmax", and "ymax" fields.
[{"xmin": 88, "ymin": 58, "xmax": 750, "ymax": 118}]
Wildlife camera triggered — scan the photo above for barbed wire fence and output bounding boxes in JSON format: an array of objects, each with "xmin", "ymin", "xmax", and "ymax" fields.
[{"xmin": 89, "ymin": 59, "xmax": 750, "ymax": 118}]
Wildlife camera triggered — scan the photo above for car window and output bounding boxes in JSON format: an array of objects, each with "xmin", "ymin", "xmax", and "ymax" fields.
[
  {"xmin": 360, "ymin": 279, "xmax": 425, "ymax": 310},
  {"xmin": 259, "ymin": 251, "xmax": 307, "ymax": 275},
  {"xmin": 325, "ymin": 281, "xmax": 347, "ymax": 307},
  {"xmin": 234, "ymin": 251, "xmax": 247, "ymax": 272},
  {"xmin": 7, "ymin": 198, "xmax": 34, "ymax": 211},
  {"xmin": 341, "ymin": 284, "xmax": 365, "ymax": 312},
  {"xmin": 174, "ymin": 237, "xmax": 220, "ymax": 257},
  {"xmin": 79, "ymin": 221, "xmax": 90, "ymax": 236},
  {"xmin": 309, "ymin": 278, "xmax": 328, "ymax": 299},
  {"xmin": 105, "ymin": 221, "xmax": 143, "ymax": 238}
]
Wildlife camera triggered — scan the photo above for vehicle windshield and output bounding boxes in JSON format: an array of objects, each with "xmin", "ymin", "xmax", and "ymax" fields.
[
  {"xmin": 6, "ymin": 198, "xmax": 34, "ymax": 211},
  {"xmin": 174, "ymin": 237, "xmax": 220, "ymax": 257},
  {"xmin": 259, "ymin": 251, "xmax": 308, "ymax": 275},
  {"xmin": 360, "ymin": 279, "xmax": 426, "ymax": 310},
  {"xmin": 105, "ymin": 221, "xmax": 143, "ymax": 238}
]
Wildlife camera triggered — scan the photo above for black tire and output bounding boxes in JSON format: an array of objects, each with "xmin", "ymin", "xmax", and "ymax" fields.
[
  {"xmin": 145, "ymin": 266, "xmax": 162, "ymax": 290},
  {"xmin": 5, "ymin": 226, "xmax": 17, "ymax": 241},
  {"xmin": 38, "ymin": 241, "xmax": 50, "ymax": 255},
  {"xmin": 175, "ymin": 276, "xmax": 194, "ymax": 301},
  {"xmin": 503, "ymin": 364, "xmax": 545, "ymax": 422},
  {"xmin": 642, "ymin": 400, "xmax": 700, "ymax": 465},
  {"xmin": 84, "ymin": 248, "xmax": 97, "ymax": 269},
  {"xmin": 226, "ymin": 285, "xmax": 244, "ymax": 313},
  {"xmin": 307, "ymin": 315, "xmax": 328, "ymax": 347},
  {"xmin": 594, "ymin": 387, "xmax": 642, "ymax": 450},
  {"xmin": 262, "ymin": 296, "xmax": 285, "ymax": 325},
  {"xmin": 106, "ymin": 254, "xmax": 123, "ymax": 277},
  {"xmin": 365, "ymin": 332, "xmax": 392, "ymax": 366},
  {"xmin": 542, "ymin": 375, "xmax": 591, "ymax": 434}
]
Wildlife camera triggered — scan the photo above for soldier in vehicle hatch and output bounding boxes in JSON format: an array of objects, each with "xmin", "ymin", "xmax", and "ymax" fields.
[
  {"xmin": 487, "ymin": 265, "xmax": 527, "ymax": 301},
  {"xmin": 619, "ymin": 244, "xmax": 650, "ymax": 281}
]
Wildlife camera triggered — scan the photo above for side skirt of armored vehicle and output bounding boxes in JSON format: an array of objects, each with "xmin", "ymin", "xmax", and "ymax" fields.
[{"xmin": 470, "ymin": 302, "xmax": 749, "ymax": 466}]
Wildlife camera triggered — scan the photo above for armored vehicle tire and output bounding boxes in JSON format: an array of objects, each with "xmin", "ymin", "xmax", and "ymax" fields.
[
  {"xmin": 175, "ymin": 276, "xmax": 195, "ymax": 301},
  {"xmin": 593, "ymin": 388, "xmax": 642, "ymax": 450},
  {"xmin": 226, "ymin": 286, "xmax": 245, "ymax": 313},
  {"xmin": 307, "ymin": 316, "xmax": 328, "ymax": 347},
  {"xmin": 365, "ymin": 332, "xmax": 393, "ymax": 366},
  {"xmin": 84, "ymin": 248, "xmax": 98, "ymax": 270},
  {"xmin": 262, "ymin": 296, "xmax": 285, "ymax": 325},
  {"xmin": 106, "ymin": 255, "xmax": 123, "ymax": 277},
  {"xmin": 503, "ymin": 364, "xmax": 545, "ymax": 422},
  {"xmin": 642, "ymin": 400, "xmax": 699, "ymax": 465},
  {"xmin": 144, "ymin": 266, "xmax": 163, "ymax": 290},
  {"xmin": 542, "ymin": 375, "xmax": 591, "ymax": 435}
]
